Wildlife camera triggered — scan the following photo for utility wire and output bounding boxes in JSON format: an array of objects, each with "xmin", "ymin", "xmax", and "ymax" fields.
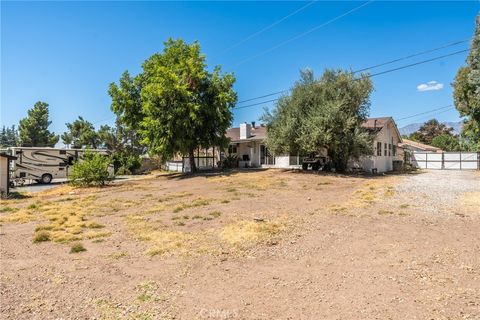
[
  {"xmin": 234, "ymin": 0, "xmax": 375, "ymax": 67},
  {"xmin": 233, "ymin": 49, "xmax": 469, "ymax": 110},
  {"xmin": 396, "ymin": 105, "xmax": 453, "ymax": 121},
  {"xmin": 237, "ymin": 40, "xmax": 469, "ymax": 105},
  {"xmin": 397, "ymin": 106, "xmax": 455, "ymax": 124},
  {"xmin": 221, "ymin": 0, "xmax": 319, "ymax": 54},
  {"xmin": 353, "ymin": 39, "xmax": 469, "ymax": 73}
]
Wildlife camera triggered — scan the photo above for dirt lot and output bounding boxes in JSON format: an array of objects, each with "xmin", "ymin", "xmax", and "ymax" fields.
[{"xmin": 0, "ymin": 169, "xmax": 479, "ymax": 320}]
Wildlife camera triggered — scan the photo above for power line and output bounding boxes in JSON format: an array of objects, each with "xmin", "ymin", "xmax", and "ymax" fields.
[
  {"xmin": 234, "ymin": 0, "xmax": 375, "ymax": 67},
  {"xmin": 233, "ymin": 49, "xmax": 469, "ymax": 110},
  {"xmin": 365, "ymin": 49, "xmax": 468, "ymax": 78},
  {"xmin": 353, "ymin": 39, "xmax": 469, "ymax": 73},
  {"xmin": 221, "ymin": 0, "xmax": 319, "ymax": 55},
  {"xmin": 398, "ymin": 107, "xmax": 456, "ymax": 125},
  {"xmin": 236, "ymin": 40, "xmax": 469, "ymax": 105},
  {"xmin": 396, "ymin": 105, "xmax": 453, "ymax": 122},
  {"xmin": 234, "ymin": 98, "xmax": 280, "ymax": 110}
]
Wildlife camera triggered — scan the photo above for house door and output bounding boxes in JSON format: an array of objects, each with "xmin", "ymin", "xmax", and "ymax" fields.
[{"xmin": 260, "ymin": 145, "xmax": 275, "ymax": 165}]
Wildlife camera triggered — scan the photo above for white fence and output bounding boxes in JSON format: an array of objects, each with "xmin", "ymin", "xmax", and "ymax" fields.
[{"xmin": 410, "ymin": 152, "xmax": 479, "ymax": 170}]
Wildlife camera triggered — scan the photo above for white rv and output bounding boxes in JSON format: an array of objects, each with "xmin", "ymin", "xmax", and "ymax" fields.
[{"xmin": 8, "ymin": 147, "xmax": 112, "ymax": 185}]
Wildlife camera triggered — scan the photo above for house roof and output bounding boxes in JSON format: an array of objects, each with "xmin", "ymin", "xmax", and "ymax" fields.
[
  {"xmin": 226, "ymin": 126, "xmax": 267, "ymax": 142},
  {"xmin": 362, "ymin": 117, "xmax": 403, "ymax": 143},
  {"xmin": 361, "ymin": 117, "xmax": 391, "ymax": 130},
  {"xmin": 226, "ymin": 117, "xmax": 403, "ymax": 143},
  {"xmin": 399, "ymin": 139, "xmax": 442, "ymax": 152}
]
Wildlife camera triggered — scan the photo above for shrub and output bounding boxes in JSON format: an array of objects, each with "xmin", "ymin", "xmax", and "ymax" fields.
[
  {"xmin": 219, "ymin": 154, "xmax": 238, "ymax": 169},
  {"xmin": 69, "ymin": 151, "xmax": 113, "ymax": 186},
  {"xmin": 70, "ymin": 243, "xmax": 87, "ymax": 253},
  {"xmin": 113, "ymin": 152, "xmax": 141, "ymax": 175},
  {"xmin": 33, "ymin": 231, "xmax": 51, "ymax": 243}
]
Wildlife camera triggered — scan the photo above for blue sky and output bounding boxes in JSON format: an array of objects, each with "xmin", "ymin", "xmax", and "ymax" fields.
[{"xmin": 1, "ymin": 1, "xmax": 479, "ymax": 136}]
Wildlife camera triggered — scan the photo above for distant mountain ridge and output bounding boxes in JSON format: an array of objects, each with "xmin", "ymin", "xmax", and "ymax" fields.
[{"xmin": 399, "ymin": 121, "xmax": 462, "ymax": 136}]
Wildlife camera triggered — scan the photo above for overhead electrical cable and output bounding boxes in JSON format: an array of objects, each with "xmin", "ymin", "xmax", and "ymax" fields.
[
  {"xmin": 233, "ymin": 49, "xmax": 469, "ymax": 110},
  {"xmin": 222, "ymin": 0, "xmax": 319, "ymax": 54},
  {"xmin": 236, "ymin": 41, "xmax": 469, "ymax": 105},
  {"xmin": 234, "ymin": 0, "xmax": 375, "ymax": 67}
]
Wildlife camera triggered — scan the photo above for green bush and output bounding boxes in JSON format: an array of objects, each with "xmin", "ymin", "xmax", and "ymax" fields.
[
  {"xmin": 70, "ymin": 243, "xmax": 87, "ymax": 253},
  {"xmin": 113, "ymin": 152, "xmax": 141, "ymax": 175},
  {"xmin": 219, "ymin": 154, "xmax": 238, "ymax": 169},
  {"xmin": 69, "ymin": 151, "xmax": 112, "ymax": 186}
]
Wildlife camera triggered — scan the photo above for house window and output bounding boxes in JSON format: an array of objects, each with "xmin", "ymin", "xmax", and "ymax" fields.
[
  {"xmin": 228, "ymin": 145, "xmax": 237, "ymax": 154},
  {"xmin": 393, "ymin": 145, "xmax": 397, "ymax": 157},
  {"xmin": 384, "ymin": 143, "xmax": 387, "ymax": 156},
  {"xmin": 388, "ymin": 144, "xmax": 392, "ymax": 156},
  {"xmin": 376, "ymin": 142, "xmax": 382, "ymax": 156}
]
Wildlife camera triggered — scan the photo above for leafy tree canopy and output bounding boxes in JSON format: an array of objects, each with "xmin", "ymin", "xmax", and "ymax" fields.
[
  {"xmin": 453, "ymin": 13, "xmax": 480, "ymax": 150},
  {"xmin": 62, "ymin": 116, "xmax": 99, "ymax": 149},
  {"xmin": 409, "ymin": 119, "xmax": 454, "ymax": 145},
  {"xmin": 18, "ymin": 101, "xmax": 59, "ymax": 147},
  {"xmin": 262, "ymin": 69, "xmax": 374, "ymax": 172},
  {"xmin": 109, "ymin": 38, "xmax": 237, "ymax": 172},
  {"xmin": 431, "ymin": 134, "xmax": 461, "ymax": 151}
]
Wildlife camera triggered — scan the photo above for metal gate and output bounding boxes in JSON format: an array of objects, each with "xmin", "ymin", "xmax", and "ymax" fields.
[{"xmin": 410, "ymin": 152, "xmax": 480, "ymax": 170}]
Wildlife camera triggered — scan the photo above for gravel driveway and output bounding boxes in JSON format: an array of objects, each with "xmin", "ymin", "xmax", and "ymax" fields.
[{"xmin": 395, "ymin": 169, "xmax": 479, "ymax": 214}]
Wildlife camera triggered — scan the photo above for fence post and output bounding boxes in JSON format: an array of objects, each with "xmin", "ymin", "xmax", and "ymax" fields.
[{"xmin": 460, "ymin": 151, "xmax": 462, "ymax": 170}]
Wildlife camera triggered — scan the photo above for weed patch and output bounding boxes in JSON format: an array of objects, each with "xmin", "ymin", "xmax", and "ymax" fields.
[
  {"xmin": 70, "ymin": 243, "xmax": 86, "ymax": 253},
  {"xmin": 33, "ymin": 231, "xmax": 51, "ymax": 243},
  {"xmin": 221, "ymin": 220, "xmax": 285, "ymax": 247}
]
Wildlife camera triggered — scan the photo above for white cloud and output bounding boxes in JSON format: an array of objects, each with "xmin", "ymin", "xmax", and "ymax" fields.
[{"xmin": 417, "ymin": 81, "xmax": 444, "ymax": 92}]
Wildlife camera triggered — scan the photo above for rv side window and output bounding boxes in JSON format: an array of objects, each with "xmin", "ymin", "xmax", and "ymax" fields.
[{"xmin": 59, "ymin": 150, "xmax": 66, "ymax": 155}]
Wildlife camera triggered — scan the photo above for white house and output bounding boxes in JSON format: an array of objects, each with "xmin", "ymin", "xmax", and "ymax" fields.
[
  {"xmin": 356, "ymin": 117, "xmax": 403, "ymax": 173},
  {"xmin": 225, "ymin": 117, "xmax": 403, "ymax": 173}
]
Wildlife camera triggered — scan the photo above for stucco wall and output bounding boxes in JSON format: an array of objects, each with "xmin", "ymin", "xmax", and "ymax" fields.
[
  {"xmin": 231, "ymin": 141, "xmax": 261, "ymax": 167},
  {"xmin": 274, "ymin": 155, "xmax": 290, "ymax": 168},
  {"xmin": 361, "ymin": 122, "xmax": 401, "ymax": 173},
  {"xmin": 0, "ymin": 157, "xmax": 8, "ymax": 195}
]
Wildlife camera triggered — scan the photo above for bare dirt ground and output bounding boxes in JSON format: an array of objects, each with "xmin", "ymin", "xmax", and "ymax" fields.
[{"xmin": 0, "ymin": 169, "xmax": 479, "ymax": 320}]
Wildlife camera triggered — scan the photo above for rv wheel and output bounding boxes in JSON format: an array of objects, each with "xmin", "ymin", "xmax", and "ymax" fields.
[{"xmin": 41, "ymin": 174, "xmax": 53, "ymax": 184}]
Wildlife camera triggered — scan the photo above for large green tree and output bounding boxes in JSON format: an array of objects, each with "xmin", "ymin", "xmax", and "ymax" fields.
[
  {"xmin": 97, "ymin": 121, "xmax": 145, "ymax": 174},
  {"xmin": 109, "ymin": 38, "xmax": 237, "ymax": 172},
  {"xmin": 453, "ymin": 13, "xmax": 480, "ymax": 150},
  {"xmin": 61, "ymin": 116, "xmax": 99, "ymax": 148},
  {"xmin": 431, "ymin": 134, "xmax": 461, "ymax": 151},
  {"xmin": 18, "ymin": 101, "xmax": 59, "ymax": 147},
  {"xmin": 262, "ymin": 69, "xmax": 373, "ymax": 172},
  {"xmin": 409, "ymin": 119, "xmax": 454, "ymax": 145}
]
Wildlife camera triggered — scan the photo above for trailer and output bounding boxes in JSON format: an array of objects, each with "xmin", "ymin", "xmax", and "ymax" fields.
[{"xmin": 7, "ymin": 147, "xmax": 112, "ymax": 186}]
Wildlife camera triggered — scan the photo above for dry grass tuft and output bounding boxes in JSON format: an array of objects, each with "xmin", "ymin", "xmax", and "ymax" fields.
[
  {"xmin": 33, "ymin": 230, "xmax": 51, "ymax": 243},
  {"xmin": 209, "ymin": 170, "xmax": 287, "ymax": 191},
  {"xmin": 460, "ymin": 192, "xmax": 480, "ymax": 214},
  {"xmin": 172, "ymin": 197, "xmax": 211, "ymax": 213},
  {"xmin": 221, "ymin": 220, "xmax": 285, "ymax": 247}
]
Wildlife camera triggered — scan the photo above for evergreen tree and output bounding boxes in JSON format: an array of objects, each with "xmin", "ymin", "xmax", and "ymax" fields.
[{"xmin": 18, "ymin": 102, "xmax": 59, "ymax": 147}]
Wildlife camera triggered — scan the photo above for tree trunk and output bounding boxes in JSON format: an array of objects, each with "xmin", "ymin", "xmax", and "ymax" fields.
[{"xmin": 188, "ymin": 149, "xmax": 197, "ymax": 173}]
